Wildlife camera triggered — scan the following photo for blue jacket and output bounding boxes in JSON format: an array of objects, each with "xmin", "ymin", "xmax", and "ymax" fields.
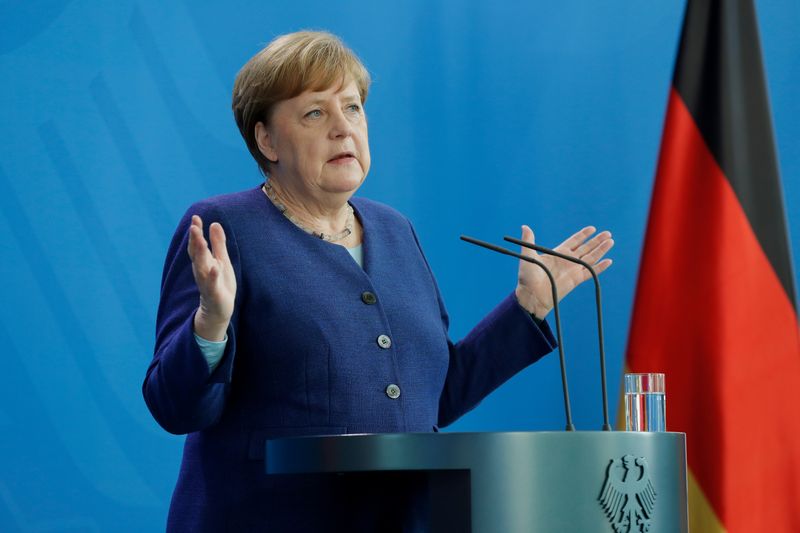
[{"xmin": 143, "ymin": 186, "xmax": 556, "ymax": 531}]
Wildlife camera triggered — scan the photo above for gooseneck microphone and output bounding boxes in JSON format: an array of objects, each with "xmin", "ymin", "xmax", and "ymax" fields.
[
  {"xmin": 504, "ymin": 235, "xmax": 611, "ymax": 432},
  {"xmin": 460, "ymin": 235, "xmax": 575, "ymax": 432}
]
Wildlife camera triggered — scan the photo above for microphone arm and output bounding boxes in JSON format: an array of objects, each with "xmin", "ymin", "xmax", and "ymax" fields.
[
  {"xmin": 504, "ymin": 235, "xmax": 611, "ymax": 432},
  {"xmin": 460, "ymin": 235, "xmax": 575, "ymax": 432}
]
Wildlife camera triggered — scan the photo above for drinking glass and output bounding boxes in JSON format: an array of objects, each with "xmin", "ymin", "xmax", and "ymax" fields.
[{"xmin": 624, "ymin": 373, "xmax": 666, "ymax": 432}]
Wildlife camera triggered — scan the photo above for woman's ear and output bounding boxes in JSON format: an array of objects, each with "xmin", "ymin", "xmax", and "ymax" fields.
[{"xmin": 255, "ymin": 122, "xmax": 278, "ymax": 163}]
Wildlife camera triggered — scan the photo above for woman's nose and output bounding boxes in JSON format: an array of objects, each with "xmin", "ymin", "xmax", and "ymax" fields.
[{"xmin": 328, "ymin": 109, "xmax": 354, "ymax": 139}]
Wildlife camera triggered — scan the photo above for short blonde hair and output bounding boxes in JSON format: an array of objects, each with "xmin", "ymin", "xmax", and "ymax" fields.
[{"xmin": 232, "ymin": 31, "xmax": 371, "ymax": 175}]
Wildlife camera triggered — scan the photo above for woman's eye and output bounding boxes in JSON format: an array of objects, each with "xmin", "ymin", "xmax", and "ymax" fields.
[
  {"xmin": 305, "ymin": 109, "xmax": 322, "ymax": 119},
  {"xmin": 347, "ymin": 104, "xmax": 361, "ymax": 113}
]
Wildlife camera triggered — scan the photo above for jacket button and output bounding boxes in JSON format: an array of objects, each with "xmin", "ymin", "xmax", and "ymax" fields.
[
  {"xmin": 385, "ymin": 384, "xmax": 401, "ymax": 399},
  {"xmin": 361, "ymin": 291, "xmax": 377, "ymax": 305},
  {"xmin": 377, "ymin": 335, "xmax": 392, "ymax": 349}
]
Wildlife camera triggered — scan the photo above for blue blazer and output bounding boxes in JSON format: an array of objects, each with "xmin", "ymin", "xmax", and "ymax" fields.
[{"xmin": 143, "ymin": 186, "xmax": 556, "ymax": 531}]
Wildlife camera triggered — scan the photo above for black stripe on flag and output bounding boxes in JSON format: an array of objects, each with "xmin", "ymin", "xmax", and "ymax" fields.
[{"xmin": 672, "ymin": 0, "xmax": 797, "ymax": 309}]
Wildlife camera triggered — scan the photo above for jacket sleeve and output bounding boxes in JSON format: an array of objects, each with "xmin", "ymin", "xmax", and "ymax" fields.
[
  {"xmin": 142, "ymin": 201, "xmax": 242, "ymax": 435},
  {"xmin": 404, "ymin": 220, "xmax": 557, "ymax": 428},
  {"xmin": 436, "ymin": 291, "xmax": 557, "ymax": 427}
]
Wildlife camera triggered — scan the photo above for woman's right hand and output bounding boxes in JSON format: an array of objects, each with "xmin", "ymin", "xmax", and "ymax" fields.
[{"xmin": 187, "ymin": 215, "xmax": 237, "ymax": 341}]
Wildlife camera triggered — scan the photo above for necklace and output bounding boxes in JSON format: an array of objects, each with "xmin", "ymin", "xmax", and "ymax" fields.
[{"xmin": 262, "ymin": 181, "xmax": 354, "ymax": 242}]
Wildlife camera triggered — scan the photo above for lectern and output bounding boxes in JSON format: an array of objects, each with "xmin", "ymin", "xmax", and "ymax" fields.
[{"xmin": 266, "ymin": 431, "xmax": 687, "ymax": 532}]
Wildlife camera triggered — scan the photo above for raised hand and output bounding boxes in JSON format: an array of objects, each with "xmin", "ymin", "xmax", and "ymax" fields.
[
  {"xmin": 514, "ymin": 225, "xmax": 613, "ymax": 319},
  {"xmin": 188, "ymin": 215, "xmax": 237, "ymax": 341}
]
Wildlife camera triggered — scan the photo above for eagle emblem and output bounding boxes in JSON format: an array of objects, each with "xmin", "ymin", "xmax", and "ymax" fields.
[{"xmin": 598, "ymin": 455, "xmax": 657, "ymax": 532}]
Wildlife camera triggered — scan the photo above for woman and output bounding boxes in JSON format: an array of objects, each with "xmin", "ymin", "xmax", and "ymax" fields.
[{"xmin": 143, "ymin": 31, "xmax": 613, "ymax": 531}]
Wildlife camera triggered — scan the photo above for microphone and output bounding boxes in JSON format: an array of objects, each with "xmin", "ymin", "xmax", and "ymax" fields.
[
  {"xmin": 504, "ymin": 235, "xmax": 612, "ymax": 431},
  {"xmin": 460, "ymin": 235, "xmax": 575, "ymax": 432}
]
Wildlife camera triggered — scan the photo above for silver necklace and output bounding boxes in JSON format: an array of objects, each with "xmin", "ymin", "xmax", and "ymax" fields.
[{"xmin": 262, "ymin": 181, "xmax": 354, "ymax": 242}]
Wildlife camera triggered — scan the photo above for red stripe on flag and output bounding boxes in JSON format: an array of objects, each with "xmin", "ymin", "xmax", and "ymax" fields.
[{"xmin": 626, "ymin": 88, "xmax": 800, "ymax": 531}]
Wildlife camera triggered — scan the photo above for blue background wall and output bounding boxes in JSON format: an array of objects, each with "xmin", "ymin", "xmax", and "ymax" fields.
[{"xmin": 1, "ymin": 1, "xmax": 797, "ymax": 529}]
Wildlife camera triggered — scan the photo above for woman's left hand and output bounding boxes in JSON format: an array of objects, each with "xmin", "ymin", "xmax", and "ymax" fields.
[{"xmin": 514, "ymin": 225, "xmax": 614, "ymax": 319}]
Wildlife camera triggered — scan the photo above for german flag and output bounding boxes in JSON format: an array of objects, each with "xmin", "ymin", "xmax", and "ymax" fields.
[{"xmin": 624, "ymin": 1, "xmax": 800, "ymax": 531}]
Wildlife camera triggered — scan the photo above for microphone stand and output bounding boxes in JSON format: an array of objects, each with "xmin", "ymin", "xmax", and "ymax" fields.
[
  {"xmin": 504, "ymin": 236, "xmax": 612, "ymax": 431},
  {"xmin": 460, "ymin": 235, "xmax": 575, "ymax": 432}
]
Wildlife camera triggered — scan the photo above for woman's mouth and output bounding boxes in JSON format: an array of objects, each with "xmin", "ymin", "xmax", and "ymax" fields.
[{"xmin": 328, "ymin": 152, "xmax": 355, "ymax": 164}]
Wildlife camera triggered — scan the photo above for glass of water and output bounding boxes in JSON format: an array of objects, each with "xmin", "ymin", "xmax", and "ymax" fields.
[{"xmin": 624, "ymin": 373, "xmax": 666, "ymax": 432}]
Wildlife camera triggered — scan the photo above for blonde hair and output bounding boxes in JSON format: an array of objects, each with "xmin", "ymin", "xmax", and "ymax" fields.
[{"xmin": 232, "ymin": 31, "xmax": 371, "ymax": 175}]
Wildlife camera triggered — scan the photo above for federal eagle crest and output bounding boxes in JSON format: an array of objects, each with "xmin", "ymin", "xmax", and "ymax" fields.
[{"xmin": 598, "ymin": 455, "xmax": 657, "ymax": 533}]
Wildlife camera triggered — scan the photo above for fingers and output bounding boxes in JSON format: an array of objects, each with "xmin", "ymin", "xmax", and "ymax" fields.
[
  {"xmin": 519, "ymin": 225, "xmax": 538, "ymax": 258},
  {"xmin": 520, "ymin": 224, "xmax": 614, "ymax": 266},
  {"xmin": 592, "ymin": 258, "xmax": 613, "ymax": 275},
  {"xmin": 558, "ymin": 226, "xmax": 597, "ymax": 252},
  {"xmin": 557, "ymin": 227, "xmax": 613, "ymax": 262},
  {"xmin": 208, "ymin": 222, "xmax": 230, "ymax": 263},
  {"xmin": 577, "ymin": 230, "xmax": 612, "ymax": 253},
  {"xmin": 187, "ymin": 216, "xmax": 209, "ymax": 262},
  {"xmin": 187, "ymin": 215, "xmax": 220, "ymax": 275},
  {"xmin": 581, "ymin": 236, "xmax": 615, "ymax": 266},
  {"xmin": 546, "ymin": 226, "xmax": 615, "ymax": 282}
]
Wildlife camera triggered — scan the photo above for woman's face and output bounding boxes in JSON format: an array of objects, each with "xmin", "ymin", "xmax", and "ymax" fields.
[{"xmin": 257, "ymin": 79, "xmax": 370, "ymax": 201}]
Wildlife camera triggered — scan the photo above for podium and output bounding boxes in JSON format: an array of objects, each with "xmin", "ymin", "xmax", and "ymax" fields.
[{"xmin": 266, "ymin": 431, "xmax": 688, "ymax": 532}]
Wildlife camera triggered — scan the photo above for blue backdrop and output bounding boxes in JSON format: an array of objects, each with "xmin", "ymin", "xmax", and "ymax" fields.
[{"xmin": 1, "ymin": 1, "xmax": 797, "ymax": 530}]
